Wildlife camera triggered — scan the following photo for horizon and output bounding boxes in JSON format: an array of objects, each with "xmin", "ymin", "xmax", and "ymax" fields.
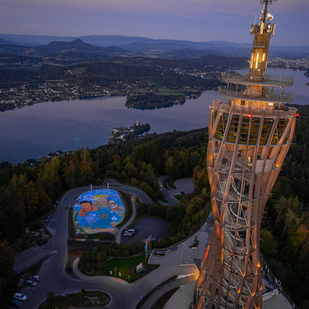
[
  {"xmin": 1, "ymin": 32, "xmax": 309, "ymax": 48},
  {"xmin": 1, "ymin": 0, "xmax": 308, "ymax": 46}
]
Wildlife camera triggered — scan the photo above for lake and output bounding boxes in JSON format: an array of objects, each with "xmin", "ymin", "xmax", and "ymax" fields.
[{"xmin": 0, "ymin": 68, "xmax": 308, "ymax": 163}]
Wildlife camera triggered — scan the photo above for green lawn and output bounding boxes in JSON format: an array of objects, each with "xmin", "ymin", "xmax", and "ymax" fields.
[
  {"xmin": 100, "ymin": 253, "xmax": 159, "ymax": 282},
  {"xmin": 4, "ymin": 95, "xmax": 19, "ymax": 100},
  {"xmin": 85, "ymin": 233, "xmax": 115, "ymax": 241},
  {"xmin": 168, "ymin": 181, "xmax": 176, "ymax": 189},
  {"xmin": 157, "ymin": 196, "xmax": 169, "ymax": 203},
  {"xmin": 154, "ymin": 87, "xmax": 184, "ymax": 96},
  {"xmin": 163, "ymin": 180, "xmax": 171, "ymax": 190},
  {"xmin": 174, "ymin": 195, "xmax": 182, "ymax": 201},
  {"xmin": 27, "ymin": 260, "xmax": 44, "ymax": 275},
  {"xmin": 127, "ymin": 215, "xmax": 142, "ymax": 229},
  {"xmin": 38, "ymin": 291, "xmax": 110, "ymax": 308},
  {"xmin": 162, "ymin": 179, "xmax": 176, "ymax": 190}
]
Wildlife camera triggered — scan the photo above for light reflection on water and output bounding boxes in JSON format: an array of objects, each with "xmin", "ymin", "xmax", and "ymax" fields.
[{"xmin": 0, "ymin": 69, "xmax": 307, "ymax": 163}]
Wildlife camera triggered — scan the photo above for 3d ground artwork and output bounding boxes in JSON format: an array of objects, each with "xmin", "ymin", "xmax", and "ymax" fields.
[{"xmin": 73, "ymin": 189, "xmax": 124, "ymax": 235}]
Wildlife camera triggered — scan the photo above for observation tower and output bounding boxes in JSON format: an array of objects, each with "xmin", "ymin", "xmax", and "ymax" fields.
[{"xmin": 193, "ymin": 1, "xmax": 297, "ymax": 308}]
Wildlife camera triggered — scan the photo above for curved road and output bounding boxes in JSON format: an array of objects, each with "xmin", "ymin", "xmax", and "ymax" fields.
[{"xmin": 16, "ymin": 183, "xmax": 198, "ymax": 309}]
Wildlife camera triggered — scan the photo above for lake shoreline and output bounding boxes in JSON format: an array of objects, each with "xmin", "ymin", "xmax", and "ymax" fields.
[{"xmin": 1, "ymin": 69, "xmax": 308, "ymax": 164}]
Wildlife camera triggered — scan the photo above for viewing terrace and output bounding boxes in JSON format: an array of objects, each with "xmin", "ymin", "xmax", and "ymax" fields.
[
  {"xmin": 221, "ymin": 72, "xmax": 294, "ymax": 87},
  {"xmin": 218, "ymin": 87, "xmax": 294, "ymax": 104}
]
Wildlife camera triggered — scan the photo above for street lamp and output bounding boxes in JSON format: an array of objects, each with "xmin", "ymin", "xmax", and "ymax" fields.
[
  {"xmin": 128, "ymin": 275, "xmax": 130, "ymax": 283},
  {"xmin": 115, "ymin": 267, "xmax": 117, "ymax": 277}
]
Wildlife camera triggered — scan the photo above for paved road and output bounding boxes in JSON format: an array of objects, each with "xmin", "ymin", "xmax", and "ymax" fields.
[
  {"xmin": 14, "ymin": 183, "xmax": 210, "ymax": 309},
  {"xmin": 121, "ymin": 217, "xmax": 170, "ymax": 246},
  {"xmin": 158, "ymin": 176, "xmax": 195, "ymax": 206}
]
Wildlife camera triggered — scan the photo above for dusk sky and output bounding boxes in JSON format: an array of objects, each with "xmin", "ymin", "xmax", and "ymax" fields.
[{"xmin": 1, "ymin": 0, "xmax": 308, "ymax": 46}]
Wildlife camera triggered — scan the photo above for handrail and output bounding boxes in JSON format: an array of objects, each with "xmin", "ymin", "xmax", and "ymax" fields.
[
  {"xmin": 218, "ymin": 88, "xmax": 295, "ymax": 104},
  {"xmin": 222, "ymin": 72, "xmax": 294, "ymax": 86},
  {"xmin": 259, "ymin": 253, "xmax": 298, "ymax": 308},
  {"xmin": 150, "ymin": 205, "xmax": 212, "ymax": 260}
]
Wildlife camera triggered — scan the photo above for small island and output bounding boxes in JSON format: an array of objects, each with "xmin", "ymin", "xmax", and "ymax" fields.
[{"xmin": 108, "ymin": 120, "xmax": 150, "ymax": 144}]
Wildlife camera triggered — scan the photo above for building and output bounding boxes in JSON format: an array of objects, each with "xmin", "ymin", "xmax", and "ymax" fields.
[{"xmin": 192, "ymin": 1, "xmax": 297, "ymax": 308}]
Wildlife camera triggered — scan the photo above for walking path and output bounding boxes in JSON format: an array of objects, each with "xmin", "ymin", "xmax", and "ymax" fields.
[
  {"xmin": 158, "ymin": 176, "xmax": 195, "ymax": 206},
  {"xmin": 72, "ymin": 258, "xmax": 129, "ymax": 285},
  {"xmin": 116, "ymin": 194, "xmax": 137, "ymax": 244},
  {"xmin": 70, "ymin": 215, "xmax": 212, "ymax": 309}
]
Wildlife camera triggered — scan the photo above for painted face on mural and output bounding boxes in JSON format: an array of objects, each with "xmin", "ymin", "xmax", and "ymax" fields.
[{"xmin": 79, "ymin": 201, "xmax": 98, "ymax": 217}]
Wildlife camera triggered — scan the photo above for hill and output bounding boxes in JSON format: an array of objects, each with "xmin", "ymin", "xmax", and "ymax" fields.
[
  {"xmin": 0, "ymin": 39, "xmax": 137, "ymax": 57},
  {"xmin": 0, "ymin": 33, "xmax": 308, "ymax": 58}
]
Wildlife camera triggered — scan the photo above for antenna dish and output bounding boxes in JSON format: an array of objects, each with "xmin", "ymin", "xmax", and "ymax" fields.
[{"xmin": 267, "ymin": 13, "xmax": 273, "ymax": 20}]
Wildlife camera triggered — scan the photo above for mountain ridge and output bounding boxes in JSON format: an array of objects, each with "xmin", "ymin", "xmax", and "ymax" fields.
[{"xmin": 0, "ymin": 34, "xmax": 308, "ymax": 58}]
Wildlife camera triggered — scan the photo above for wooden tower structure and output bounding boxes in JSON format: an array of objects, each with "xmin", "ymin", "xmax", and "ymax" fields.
[{"xmin": 193, "ymin": 1, "xmax": 297, "ymax": 308}]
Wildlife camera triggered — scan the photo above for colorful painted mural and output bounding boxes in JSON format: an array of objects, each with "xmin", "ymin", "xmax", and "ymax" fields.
[{"xmin": 73, "ymin": 189, "xmax": 124, "ymax": 235}]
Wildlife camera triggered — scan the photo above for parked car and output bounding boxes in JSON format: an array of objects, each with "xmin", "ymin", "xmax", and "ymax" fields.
[
  {"xmin": 127, "ymin": 229, "xmax": 136, "ymax": 234},
  {"xmin": 124, "ymin": 231, "xmax": 132, "ymax": 237},
  {"xmin": 13, "ymin": 293, "xmax": 27, "ymax": 301},
  {"xmin": 9, "ymin": 299, "xmax": 22, "ymax": 307},
  {"xmin": 29, "ymin": 275, "xmax": 41, "ymax": 282},
  {"xmin": 38, "ymin": 239, "xmax": 48, "ymax": 246},
  {"xmin": 153, "ymin": 250, "xmax": 165, "ymax": 256},
  {"xmin": 26, "ymin": 280, "xmax": 37, "ymax": 286},
  {"xmin": 44, "ymin": 215, "xmax": 51, "ymax": 222}
]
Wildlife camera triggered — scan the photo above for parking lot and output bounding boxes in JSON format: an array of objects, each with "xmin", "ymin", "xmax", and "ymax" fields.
[{"xmin": 120, "ymin": 217, "xmax": 169, "ymax": 245}]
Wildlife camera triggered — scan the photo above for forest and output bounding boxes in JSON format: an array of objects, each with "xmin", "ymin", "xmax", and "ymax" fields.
[
  {"xmin": 1, "ymin": 105, "xmax": 309, "ymax": 307},
  {"xmin": 126, "ymin": 92, "xmax": 186, "ymax": 109}
]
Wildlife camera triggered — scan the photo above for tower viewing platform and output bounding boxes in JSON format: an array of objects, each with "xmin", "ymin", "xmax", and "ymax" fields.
[
  {"xmin": 221, "ymin": 72, "xmax": 295, "ymax": 87},
  {"xmin": 218, "ymin": 87, "xmax": 294, "ymax": 104}
]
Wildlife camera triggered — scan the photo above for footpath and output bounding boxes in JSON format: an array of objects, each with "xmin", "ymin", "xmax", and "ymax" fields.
[{"xmin": 70, "ymin": 212, "xmax": 214, "ymax": 309}]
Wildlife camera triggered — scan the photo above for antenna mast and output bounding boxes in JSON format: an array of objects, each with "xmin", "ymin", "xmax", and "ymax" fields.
[{"xmin": 261, "ymin": 0, "xmax": 275, "ymax": 22}]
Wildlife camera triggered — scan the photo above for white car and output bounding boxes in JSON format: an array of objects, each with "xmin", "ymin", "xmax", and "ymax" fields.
[
  {"xmin": 29, "ymin": 276, "xmax": 41, "ymax": 282},
  {"xmin": 13, "ymin": 293, "xmax": 27, "ymax": 301},
  {"xmin": 26, "ymin": 280, "xmax": 37, "ymax": 286},
  {"xmin": 124, "ymin": 231, "xmax": 132, "ymax": 237}
]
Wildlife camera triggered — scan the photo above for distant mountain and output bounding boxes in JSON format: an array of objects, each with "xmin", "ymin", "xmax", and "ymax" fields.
[
  {"xmin": 0, "ymin": 34, "xmax": 78, "ymax": 46},
  {"xmin": 0, "ymin": 33, "xmax": 308, "ymax": 58},
  {"xmin": 0, "ymin": 38, "xmax": 9, "ymax": 45},
  {"xmin": 43, "ymin": 39, "xmax": 92, "ymax": 49},
  {"xmin": 37, "ymin": 39, "xmax": 134, "ymax": 57},
  {"xmin": 0, "ymin": 39, "xmax": 137, "ymax": 57}
]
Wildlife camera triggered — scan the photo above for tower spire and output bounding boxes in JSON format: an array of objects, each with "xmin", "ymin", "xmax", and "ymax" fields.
[
  {"xmin": 249, "ymin": 0, "xmax": 276, "ymax": 82},
  {"xmin": 261, "ymin": 0, "xmax": 275, "ymax": 23}
]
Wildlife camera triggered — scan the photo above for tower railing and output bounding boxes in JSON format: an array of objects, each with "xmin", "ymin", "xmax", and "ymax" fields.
[
  {"xmin": 222, "ymin": 72, "xmax": 294, "ymax": 87},
  {"xmin": 211, "ymin": 102, "xmax": 293, "ymax": 117},
  {"xmin": 218, "ymin": 88, "xmax": 295, "ymax": 104}
]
